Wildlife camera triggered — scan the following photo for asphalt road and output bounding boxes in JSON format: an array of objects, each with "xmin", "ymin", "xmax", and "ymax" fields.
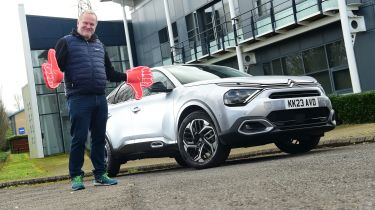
[{"xmin": 1, "ymin": 143, "xmax": 375, "ymax": 210}]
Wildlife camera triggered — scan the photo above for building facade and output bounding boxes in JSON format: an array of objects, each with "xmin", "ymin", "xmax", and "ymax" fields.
[
  {"xmin": 129, "ymin": 0, "xmax": 375, "ymax": 94},
  {"xmin": 8, "ymin": 109, "xmax": 27, "ymax": 136}
]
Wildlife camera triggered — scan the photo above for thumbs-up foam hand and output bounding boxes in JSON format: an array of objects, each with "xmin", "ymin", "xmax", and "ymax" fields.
[
  {"xmin": 41, "ymin": 49, "xmax": 64, "ymax": 90},
  {"xmin": 126, "ymin": 66, "xmax": 154, "ymax": 100}
]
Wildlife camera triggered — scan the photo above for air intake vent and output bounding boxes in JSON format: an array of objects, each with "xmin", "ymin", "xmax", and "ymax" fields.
[
  {"xmin": 266, "ymin": 107, "xmax": 330, "ymax": 130},
  {"xmin": 269, "ymin": 90, "xmax": 320, "ymax": 99}
]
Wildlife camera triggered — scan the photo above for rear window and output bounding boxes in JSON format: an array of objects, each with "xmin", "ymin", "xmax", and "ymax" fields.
[{"xmin": 165, "ymin": 65, "xmax": 250, "ymax": 85}]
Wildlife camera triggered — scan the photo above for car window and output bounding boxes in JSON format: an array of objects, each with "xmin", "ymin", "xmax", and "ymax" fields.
[
  {"xmin": 106, "ymin": 85, "xmax": 118, "ymax": 104},
  {"xmin": 115, "ymin": 84, "xmax": 135, "ymax": 103},
  {"xmin": 107, "ymin": 70, "xmax": 174, "ymax": 103},
  {"xmin": 107, "ymin": 82, "xmax": 135, "ymax": 104},
  {"xmin": 164, "ymin": 65, "xmax": 250, "ymax": 85},
  {"xmin": 143, "ymin": 70, "xmax": 175, "ymax": 97}
]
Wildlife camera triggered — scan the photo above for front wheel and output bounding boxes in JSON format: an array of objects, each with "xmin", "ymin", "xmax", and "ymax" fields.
[
  {"xmin": 274, "ymin": 135, "xmax": 320, "ymax": 154},
  {"xmin": 105, "ymin": 140, "xmax": 121, "ymax": 177},
  {"xmin": 178, "ymin": 111, "xmax": 229, "ymax": 169},
  {"xmin": 174, "ymin": 153, "xmax": 189, "ymax": 167}
]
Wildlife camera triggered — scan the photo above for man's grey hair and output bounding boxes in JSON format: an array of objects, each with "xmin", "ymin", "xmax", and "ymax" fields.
[{"xmin": 78, "ymin": 10, "xmax": 98, "ymax": 22}]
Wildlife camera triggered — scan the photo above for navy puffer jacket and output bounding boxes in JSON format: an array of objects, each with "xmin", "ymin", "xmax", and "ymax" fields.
[{"xmin": 63, "ymin": 34, "xmax": 107, "ymax": 97}]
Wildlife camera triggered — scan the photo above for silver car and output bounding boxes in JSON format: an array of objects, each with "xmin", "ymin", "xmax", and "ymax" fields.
[{"xmin": 105, "ymin": 64, "xmax": 336, "ymax": 176}]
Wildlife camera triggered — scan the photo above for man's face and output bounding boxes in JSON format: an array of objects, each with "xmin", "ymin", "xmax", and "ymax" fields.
[{"xmin": 77, "ymin": 13, "xmax": 97, "ymax": 40}]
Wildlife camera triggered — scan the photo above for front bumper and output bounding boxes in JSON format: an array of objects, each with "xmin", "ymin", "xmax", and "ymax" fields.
[{"xmin": 219, "ymin": 108, "xmax": 336, "ymax": 147}]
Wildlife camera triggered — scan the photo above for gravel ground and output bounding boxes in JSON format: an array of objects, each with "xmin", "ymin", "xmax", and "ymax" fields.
[{"xmin": 1, "ymin": 143, "xmax": 375, "ymax": 209}]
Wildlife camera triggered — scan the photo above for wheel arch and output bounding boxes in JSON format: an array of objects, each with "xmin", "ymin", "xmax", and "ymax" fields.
[
  {"xmin": 104, "ymin": 134, "xmax": 119, "ymax": 159},
  {"xmin": 176, "ymin": 100, "xmax": 221, "ymax": 138}
]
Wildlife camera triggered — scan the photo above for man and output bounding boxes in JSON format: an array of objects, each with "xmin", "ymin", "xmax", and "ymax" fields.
[{"xmin": 46, "ymin": 10, "xmax": 152, "ymax": 191}]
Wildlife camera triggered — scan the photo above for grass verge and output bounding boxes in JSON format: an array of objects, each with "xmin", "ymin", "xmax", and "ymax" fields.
[
  {"xmin": 0, "ymin": 153, "xmax": 47, "ymax": 183},
  {"xmin": 0, "ymin": 153, "xmax": 93, "ymax": 183},
  {"xmin": 0, "ymin": 151, "xmax": 9, "ymax": 171}
]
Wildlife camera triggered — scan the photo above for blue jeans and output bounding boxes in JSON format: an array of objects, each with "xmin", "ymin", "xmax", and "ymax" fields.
[{"xmin": 67, "ymin": 94, "xmax": 108, "ymax": 179}]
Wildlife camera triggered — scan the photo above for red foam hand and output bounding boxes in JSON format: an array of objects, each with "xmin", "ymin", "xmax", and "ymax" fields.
[
  {"xmin": 41, "ymin": 49, "xmax": 64, "ymax": 89},
  {"xmin": 126, "ymin": 66, "xmax": 154, "ymax": 100}
]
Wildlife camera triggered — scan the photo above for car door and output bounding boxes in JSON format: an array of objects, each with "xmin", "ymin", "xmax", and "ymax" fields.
[
  {"xmin": 130, "ymin": 71, "xmax": 176, "ymax": 146},
  {"xmin": 106, "ymin": 83, "xmax": 136, "ymax": 150}
]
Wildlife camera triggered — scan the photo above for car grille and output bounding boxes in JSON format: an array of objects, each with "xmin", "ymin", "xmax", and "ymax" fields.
[
  {"xmin": 269, "ymin": 90, "xmax": 320, "ymax": 99},
  {"xmin": 266, "ymin": 107, "xmax": 330, "ymax": 130}
]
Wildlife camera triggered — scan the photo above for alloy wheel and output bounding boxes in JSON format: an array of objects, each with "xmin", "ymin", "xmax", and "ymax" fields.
[{"xmin": 182, "ymin": 118, "xmax": 218, "ymax": 163}]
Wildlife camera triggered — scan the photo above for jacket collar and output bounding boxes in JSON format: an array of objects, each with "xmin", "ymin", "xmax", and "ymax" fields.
[{"xmin": 71, "ymin": 29, "xmax": 98, "ymax": 42}]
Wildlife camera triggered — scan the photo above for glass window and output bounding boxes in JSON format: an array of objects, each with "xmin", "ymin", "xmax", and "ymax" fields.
[
  {"xmin": 60, "ymin": 115, "xmax": 71, "ymax": 153},
  {"xmin": 263, "ymin": 62, "xmax": 272, "ymax": 75},
  {"xmin": 326, "ymin": 40, "xmax": 347, "ymax": 68},
  {"xmin": 106, "ymin": 46, "xmax": 121, "ymax": 61},
  {"xmin": 37, "ymin": 95, "xmax": 59, "ymax": 114},
  {"xmin": 333, "ymin": 69, "xmax": 352, "ymax": 91},
  {"xmin": 158, "ymin": 27, "xmax": 169, "ymax": 43},
  {"xmin": 33, "ymin": 67, "xmax": 44, "ymax": 85},
  {"xmin": 282, "ymin": 54, "xmax": 304, "ymax": 75},
  {"xmin": 203, "ymin": 6, "xmax": 216, "ymax": 42},
  {"xmin": 40, "ymin": 114, "xmax": 64, "ymax": 155},
  {"xmin": 112, "ymin": 61, "xmax": 126, "ymax": 73},
  {"xmin": 256, "ymin": 0, "xmax": 271, "ymax": 17},
  {"xmin": 172, "ymin": 22, "xmax": 178, "ymax": 40},
  {"xmin": 185, "ymin": 12, "xmax": 200, "ymax": 45},
  {"xmin": 58, "ymin": 93, "xmax": 70, "ymax": 152},
  {"xmin": 31, "ymin": 50, "xmax": 47, "ymax": 67},
  {"xmin": 35, "ymin": 84, "xmax": 57, "ymax": 95},
  {"xmin": 310, "ymin": 71, "xmax": 332, "ymax": 94},
  {"xmin": 120, "ymin": 46, "xmax": 128, "ymax": 61},
  {"xmin": 272, "ymin": 59, "xmax": 283, "ymax": 75},
  {"xmin": 302, "ymin": 46, "xmax": 328, "ymax": 73},
  {"xmin": 160, "ymin": 43, "xmax": 171, "ymax": 60}
]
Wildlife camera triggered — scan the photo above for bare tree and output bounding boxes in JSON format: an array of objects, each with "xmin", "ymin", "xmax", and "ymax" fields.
[
  {"xmin": 0, "ymin": 98, "xmax": 9, "ymax": 151},
  {"xmin": 13, "ymin": 93, "xmax": 24, "ymax": 111}
]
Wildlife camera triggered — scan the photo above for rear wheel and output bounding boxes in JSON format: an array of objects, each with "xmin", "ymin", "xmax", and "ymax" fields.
[
  {"xmin": 178, "ymin": 111, "xmax": 230, "ymax": 169},
  {"xmin": 274, "ymin": 135, "xmax": 320, "ymax": 154},
  {"xmin": 105, "ymin": 140, "xmax": 121, "ymax": 177}
]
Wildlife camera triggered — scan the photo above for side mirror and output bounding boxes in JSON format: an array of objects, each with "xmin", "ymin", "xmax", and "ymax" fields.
[{"xmin": 150, "ymin": 82, "xmax": 172, "ymax": 93}]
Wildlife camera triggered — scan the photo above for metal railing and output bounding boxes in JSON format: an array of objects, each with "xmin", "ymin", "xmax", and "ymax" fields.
[{"xmin": 167, "ymin": 0, "xmax": 338, "ymax": 64}]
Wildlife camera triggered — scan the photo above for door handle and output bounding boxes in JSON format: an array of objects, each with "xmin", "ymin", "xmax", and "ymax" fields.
[{"xmin": 132, "ymin": 107, "xmax": 141, "ymax": 113}]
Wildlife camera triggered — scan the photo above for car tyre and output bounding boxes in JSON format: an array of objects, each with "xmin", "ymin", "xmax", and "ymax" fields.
[
  {"xmin": 105, "ymin": 140, "xmax": 121, "ymax": 177},
  {"xmin": 174, "ymin": 153, "xmax": 189, "ymax": 167},
  {"xmin": 178, "ymin": 111, "xmax": 229, "ymax": 169},
  {"xmin": 274, "ymin": 135, "xmax": 320, "ymax": 154}
]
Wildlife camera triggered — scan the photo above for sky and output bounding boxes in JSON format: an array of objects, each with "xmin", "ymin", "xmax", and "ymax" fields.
[{"xmin": 0, "ymin": 0, "xmax": 126, "ymax": 113}]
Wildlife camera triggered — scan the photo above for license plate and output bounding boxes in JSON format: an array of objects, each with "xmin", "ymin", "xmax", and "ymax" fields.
[{"xmin": 285, "ymin": 97, "xmax": 318, "ymax": 109}]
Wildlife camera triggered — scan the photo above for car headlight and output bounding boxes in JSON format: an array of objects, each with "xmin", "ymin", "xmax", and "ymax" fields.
[
  {"xmin": 317, "ymin": 83, "xmax": 326, "ymax": 95},
  {"xmin": 224, "ymin": 89, "xmax": 261, "ymax": 106}
]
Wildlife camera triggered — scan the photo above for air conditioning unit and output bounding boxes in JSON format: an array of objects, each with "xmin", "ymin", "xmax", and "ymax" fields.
[
  {"xmin": 242, "ymin": 52, "xmax": 256, "ymax": 65},
  {"xmin": 348, "ymin": 15, "xmax": 366, "ymax": 33}
]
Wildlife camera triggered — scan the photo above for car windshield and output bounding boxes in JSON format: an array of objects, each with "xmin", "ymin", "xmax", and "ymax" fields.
[{"xmin": 164, "ymin": 65, "xmax": 251, "ymax": 85}]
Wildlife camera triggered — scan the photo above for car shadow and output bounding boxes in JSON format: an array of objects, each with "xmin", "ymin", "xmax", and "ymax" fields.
[{"xmin": 116, "ymin": 146, "xmax": 344, "ymax": 178}]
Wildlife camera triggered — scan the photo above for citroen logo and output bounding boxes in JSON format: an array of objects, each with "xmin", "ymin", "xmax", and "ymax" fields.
[{"xmin": 288, "ymin": 79, "xmax": 295, "ymax": 88}]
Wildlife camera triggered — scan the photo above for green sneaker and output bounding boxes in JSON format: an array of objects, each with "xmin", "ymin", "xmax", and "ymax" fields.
[
  {"xmin": 93, "ymin": 173, "xmax": 118, "ymax": 186},
  {"xmin": 71, "ymin": 175, "xmax": 85, "ymax": 191}
]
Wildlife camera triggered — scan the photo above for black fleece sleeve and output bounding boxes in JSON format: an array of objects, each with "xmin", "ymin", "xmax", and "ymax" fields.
[
  {"xmin": 104, "ymin": 50, "xmax": 127, "ymax": 82},
  {"xmin": 54, "ymin": 38, "xmax": 68, "ymax": 72}
]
